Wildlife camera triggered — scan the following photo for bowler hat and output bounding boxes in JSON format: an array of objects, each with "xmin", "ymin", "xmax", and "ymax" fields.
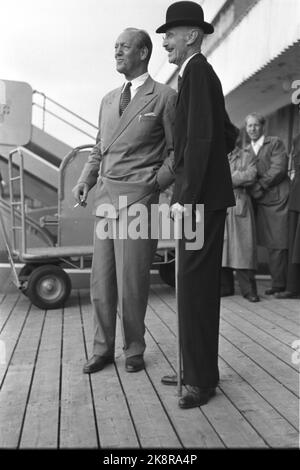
[{"xmin": 156, "ymin": 1, "xmax": 214, "ymax": 34}]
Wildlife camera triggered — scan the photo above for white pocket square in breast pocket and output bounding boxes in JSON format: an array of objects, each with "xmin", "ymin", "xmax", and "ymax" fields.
[{"xmin": 139, "ymin": 112, "xmax": 157, "ymax": 121}]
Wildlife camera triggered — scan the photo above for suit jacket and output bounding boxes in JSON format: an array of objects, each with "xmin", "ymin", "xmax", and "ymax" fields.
[
  {"xmin": 248, "ymin": 136, "xmax": 290, "ymax": 248},
  {"xmin": 249, "ymin": 136, "xmax": 290, "ymax": 206},
  {"xmin": 78, "ymin": 76, "xmax": 177, "ymax": 214},
  {"xmin": 172, "ymin": 53, "xmax": 237, "ymax": 210},
  {"xmin": 289, "ymin": 145, "xmax": 300, "ymax": 212}
]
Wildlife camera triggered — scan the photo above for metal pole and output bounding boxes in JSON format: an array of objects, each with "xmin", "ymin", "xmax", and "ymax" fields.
[{"xmin": 174, "ymin": 214, "xmax": 182, "ymax": 397}]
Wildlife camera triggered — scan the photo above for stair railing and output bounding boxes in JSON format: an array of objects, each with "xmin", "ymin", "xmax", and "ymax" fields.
[{"xmin": 32, "ymin": 90, "xmax": 98, "ymax": 141}]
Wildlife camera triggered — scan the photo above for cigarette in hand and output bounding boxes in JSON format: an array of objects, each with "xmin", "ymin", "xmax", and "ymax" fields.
[{"xmin": 74, "ymin": 200, "xmax": 87, "ymax": 208}]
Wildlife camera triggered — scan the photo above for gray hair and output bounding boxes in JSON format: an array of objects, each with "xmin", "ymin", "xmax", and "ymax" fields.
[
  {"xmin": 245, "ymin": 112, "xmax": 266, "ymax": 126},
  {"xmin": 124, "ymin": 28, "xmax": 153, "ymax": 64}
]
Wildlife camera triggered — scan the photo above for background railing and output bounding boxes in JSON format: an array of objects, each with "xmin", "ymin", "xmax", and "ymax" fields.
[{"xmin": 32, "ymin": 90, "xmax": 98, "ymax": 146}]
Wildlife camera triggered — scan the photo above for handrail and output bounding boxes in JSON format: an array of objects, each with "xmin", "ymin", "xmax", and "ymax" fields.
[
  {"xmin": 32, "ymin": 89, "xmax": 98, "ymax": 141},
  {"xmin": 33, "ymin": 104, "xmax": 96, "ymax": 140},
  {"xmin": 8, "ymin": 148, "xmax": 27, "ymax": 255},
  {"xmin": 33, "ymin": 91, "xmax": 98, "ymax": 129},
  {"xmin": 0, "ymin": 197, "xmax": 55, "ymax": 248}
]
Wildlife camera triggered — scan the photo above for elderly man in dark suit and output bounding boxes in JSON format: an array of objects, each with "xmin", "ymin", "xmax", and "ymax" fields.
[
  {"xmin": 246, "ymin": 113, "xmax": 290, "ymax": 295},
  {"xmin": 156, "ymin": 1, "xmax": 237, "ymax": 408},
  {"xmin": 73, "ymin": 28, "xmax": 176, "ymax": 375}
]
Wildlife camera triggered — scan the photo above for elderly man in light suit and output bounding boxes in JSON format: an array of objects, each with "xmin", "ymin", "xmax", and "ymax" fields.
[{"xmin": 73, "ymin": 28, "xmax": 176, "ymax": 374}]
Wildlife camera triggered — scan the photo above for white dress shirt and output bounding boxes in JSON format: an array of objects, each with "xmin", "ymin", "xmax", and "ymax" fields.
[
  {"xmin": 178, "ymin": 52, "xmax": 200, "ymax": 78},
  {"xmin": 122, "ymin": 72, "xmax": 149, "ymax": 99},
  {"xmin": 251, "ymin": 135, "xmax": 265, "ymax": 155}
]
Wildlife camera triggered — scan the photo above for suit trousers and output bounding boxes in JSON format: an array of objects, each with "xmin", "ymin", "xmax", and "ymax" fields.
[
  {"xmin": 221, "ymin": 268, "xmax": 257, "ymax": 296},
  {"xmin": 268, "ymin": 248, "xmax": 288, "ymax": 289},
  {"xmin": 178, "ymin": 209, "xmax": 226, "ymax": 389},
  {"xmin": 286, "ymin": 210, "xmax": 300, "ymax": 292},
  {"xmin": 90, "ymin": 193, "xmax": 158, "ymax": 359}
]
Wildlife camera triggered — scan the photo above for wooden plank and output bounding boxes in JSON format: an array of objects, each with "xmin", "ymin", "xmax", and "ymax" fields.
[
  {"xmin": 0, "ymin": 304, "xmax": 45, "ymax": 448},
  {"xmin": 153, "ymin": 285, "xmax": 299, "ymax": 346},
  {"xmin": 257, "ymin": 280, "xmax": 300, "ymax": 315},
  {"xmin": 147, "ymin": 294, "xmax": 267, "ymax": 448},
  {"xmin": 0, "ymin": 293, "xmax": 19, "ymax": 331},
  {"xmin": 219, "ymin": 335, "xmax": 299, "ymax": 429},
  {"xmin": 231, "ymin": 296, "xmax": 299, "ymax": 335},
  {"xmin": 145, "ymin": 306, "xmax": 225, "ymax": 448},
  {"xmin": 79, "ymin": 290, "xmax": 139, "ymax": 449},
  {"xmin": 218, "ymin": 358, "xmax": 299, "ymax": 448},
  {"xmin": 59, "ymin": 291, "xmax": 98, "ymax": 448},
  {"xmin": 149, "ymin": 285, "xmax": 299, "ymax": 433},
  {"xmin": 20, "ymin": 309, "xmax": 63, "ymax": 448},
  {"xmin": 221, "ymin": 306, "xmax": 298, "ymax": 371},
  {"xmin": 114, "ymin": 320, "xmax": 182, "ymax": 449},
  {"xmin": 223, "ymin": 297, "xmax": 297, "ymax": 347},
  {"xmin": 265, "ymin": 298, "xmax": 300, "ymax": 320},
  {"xmin": 220, "ymin": 318, "xmax": 299, "ymax": 396},
  {"xmin": 0, "ymin": 295, "xmax": 31, "ymax": 386}
]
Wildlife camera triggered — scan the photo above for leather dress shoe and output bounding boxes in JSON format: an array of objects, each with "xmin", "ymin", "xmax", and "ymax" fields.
[
  {"xmin": 83, "ymin": 355, "xmax": 114, "ymax": 374},
  {"xmin": 265, "ymin": 287, "xmax": 285, "ymax": 295},
  {"xmin": 244, "ymin": 293, "xmax": 260, "ymax": 302},
  {"xmin": 161, "ymin": 374, "xmax": 184, "ymax": 386},
  {"xmin": 179, "ymin": 386, "xmax": 216, "ymax": 409},
  {"xmin": 275, "ymin": 290, "xmax": 300, "ymax": 299},
  {"xmin": 125, "ymin": 355, "xmax": 144, "ymax": 372}
]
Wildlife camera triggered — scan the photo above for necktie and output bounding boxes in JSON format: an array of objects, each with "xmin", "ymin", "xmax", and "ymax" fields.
[
  {"xmin": 177, "ymin": 75, "xmax": 182, "ymax": 91},
  {"xmin": 119, "ymin": 82, "xmax": 132, "ymax": 115}
]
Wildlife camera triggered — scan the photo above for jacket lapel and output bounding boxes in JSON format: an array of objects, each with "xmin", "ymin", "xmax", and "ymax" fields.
[
  {"xmin": 103, "ymin": 87, "xmax": 122, "ymax": 144},
  {"xmin": 102, "ymin": 77, "xmax": 157, "ymax": 155},
  {"xmin": 176, "ymin": 53, "xmax": 205, "ymax": 105}
]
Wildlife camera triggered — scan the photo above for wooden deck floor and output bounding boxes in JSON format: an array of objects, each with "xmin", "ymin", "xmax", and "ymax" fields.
[{"xmin": 0, "ymin": 279, "xmax": 299, "ymax": 449}]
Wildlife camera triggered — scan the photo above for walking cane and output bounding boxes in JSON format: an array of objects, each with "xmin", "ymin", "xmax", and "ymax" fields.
[{"xmin": 174, "ymin": 212, "xmax": 182, "ymax": 397}]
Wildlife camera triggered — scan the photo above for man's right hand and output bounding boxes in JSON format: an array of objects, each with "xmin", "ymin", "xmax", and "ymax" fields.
[{"xmin": 72, "ymin": 182, "xmax": 89, "ymax": 205}]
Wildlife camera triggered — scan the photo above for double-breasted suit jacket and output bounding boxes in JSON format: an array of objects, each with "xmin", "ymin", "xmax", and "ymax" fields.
[
  {"xmin": 77, "ymin": 76, "xmax": 177, "ymax": 358},
  {"xmin": 172, "ymin": 53, "xmax": 237, "ymax": 389},
  {"xmin": 79, "ymin": 76, "xmax": 176, "ymax": 214}
]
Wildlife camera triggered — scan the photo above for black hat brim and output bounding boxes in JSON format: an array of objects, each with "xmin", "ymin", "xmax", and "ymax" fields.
[{"xmin": 156, "ymin": 19, "xmax": 214, "ymax": 34}]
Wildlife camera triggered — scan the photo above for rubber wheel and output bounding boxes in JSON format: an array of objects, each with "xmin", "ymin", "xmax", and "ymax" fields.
[
  {"xmin": 19, "ymin": 264, "xmax": 39, "ymax": 296},
  {"xmin": 25, "ymin": 264, "xmax": 71, "ymax": 309},
  {"xmin": 159, "ymin": 262, "xmax": 175, "ymax": 287}
]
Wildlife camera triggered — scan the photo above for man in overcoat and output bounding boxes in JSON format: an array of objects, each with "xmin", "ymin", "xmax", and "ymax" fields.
[
  {"xmin": 275, "ymin": 133, "xmax": 300, "ymax": 298},
  {"xmin": 73, "ymin": 28, "xmax": 176, "ymax": 374},
  {"xmin": 246, "ymin": 113, "xmax": 290, "ymax": 294},
  {"xmin": 156, "ymin": 1, "xmax": 237, "ymax": 408}
]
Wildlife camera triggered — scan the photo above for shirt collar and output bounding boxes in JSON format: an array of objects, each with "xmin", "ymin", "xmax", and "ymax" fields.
[
  {"xmin": 251, "ymin": 135, "xmax": 265, "ymax": 154},
  {"xmin": 122, "ymin": 72, "xmax": 149, "ymax": 92},
  {"xmin": 179, "ymin": 52, "xmax": 200, "ymax": 78}
]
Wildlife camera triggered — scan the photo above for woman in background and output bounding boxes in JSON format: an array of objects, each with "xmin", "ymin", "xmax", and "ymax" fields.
[{"xmin": 222, "ymin": 142, "xmax": 259, "ymax": 302}]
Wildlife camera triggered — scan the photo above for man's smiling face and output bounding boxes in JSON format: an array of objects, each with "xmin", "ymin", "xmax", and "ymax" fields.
[{"xmin": 162, "ymin": 27, "xmax": 190, "ymax": 67}]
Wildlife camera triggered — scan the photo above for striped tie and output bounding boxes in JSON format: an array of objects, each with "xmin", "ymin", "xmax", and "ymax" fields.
[{"xmin": 119, "ymin": 82, "xmax": 132, "ymax": 115}]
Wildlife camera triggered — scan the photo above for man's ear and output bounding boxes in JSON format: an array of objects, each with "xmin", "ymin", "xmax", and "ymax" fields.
[
  {"xmin": 186, "ymin": 29, "xmax": 200, "ymax": 46},
  {"xmin": 140, "ymin": 46, "xmax": 149, "ymax": 61}
]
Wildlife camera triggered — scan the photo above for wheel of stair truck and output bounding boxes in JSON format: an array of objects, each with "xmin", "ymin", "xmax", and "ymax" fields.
[
  {"xmin": 18, "ymin": 263, "xmax": 38, "ymax": 295},
  {"xmin": 25, "ymin": 264, "xmax": 71, "ymax": 309},
  {"xmin": 159, "ymin": 261, "xmax": 175, "ymax": 288}
]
